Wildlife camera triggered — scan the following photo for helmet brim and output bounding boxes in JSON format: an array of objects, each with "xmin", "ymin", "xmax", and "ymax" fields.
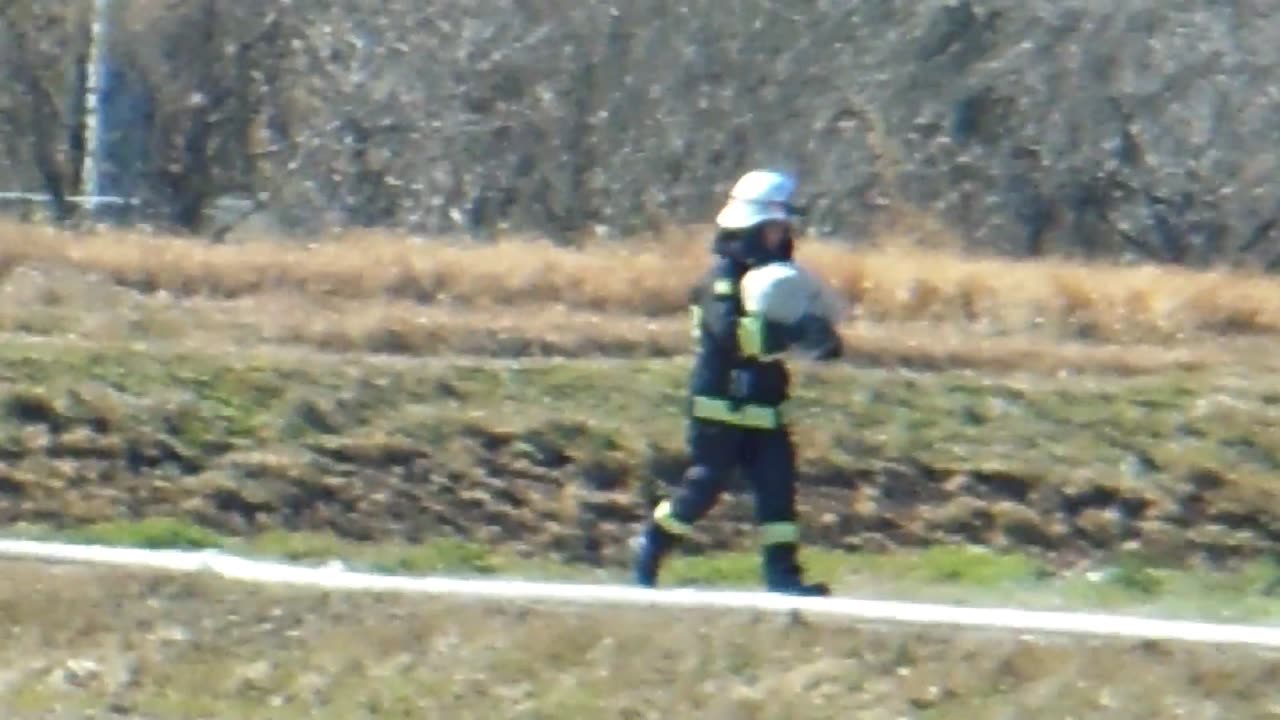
[{"xmin": 715, "ymin": 199, "xmax": 807, "ymax": 230}]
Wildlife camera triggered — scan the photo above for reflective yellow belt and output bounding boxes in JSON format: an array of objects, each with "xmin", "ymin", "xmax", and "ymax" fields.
[{"xmin": 690, "ymin": 395, "xmax": 788, "ymax": 429}]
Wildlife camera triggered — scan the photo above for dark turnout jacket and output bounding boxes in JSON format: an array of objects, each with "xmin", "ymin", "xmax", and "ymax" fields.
[{"xmin": 685, "ymin": 229, "xmax": 841, "ymax": 429}]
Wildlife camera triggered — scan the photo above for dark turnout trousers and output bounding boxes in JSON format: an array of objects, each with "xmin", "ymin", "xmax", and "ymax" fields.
[
  {"xmin": 633, "ymin": 415, "xmax": 828, "ymax": 596},
  {"xmin": 655, "ymin": 419, "xmax": 799, "ymax": 545}
]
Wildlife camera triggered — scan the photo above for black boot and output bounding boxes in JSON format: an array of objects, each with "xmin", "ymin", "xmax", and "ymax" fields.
[
  {"xmin": 763, "ymin": 543, "xmax": 830, "ymax": 596},
  {"xmin": 632, "ymin": 522, "xmax": 679, "ymax": 588}
]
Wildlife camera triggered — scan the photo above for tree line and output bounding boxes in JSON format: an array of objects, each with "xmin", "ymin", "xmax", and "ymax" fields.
[{"xmin": 2, "ymin": 0, "xmax": 1278, "ymax": 267}]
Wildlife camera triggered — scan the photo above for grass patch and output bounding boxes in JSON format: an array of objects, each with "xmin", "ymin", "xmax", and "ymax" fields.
[
  {"xmin": 10, "ymin": 519, "xmax": 1280, "ymax": 623},
  {"xmin": 856, "ymin": 544, "xmax": 1049, "ymax": 586},
  {"xmin": 667, "ymin": 544, "xmax": 1280, "ymax": 623},
  {"xmin": 0, "ymin": 338, "xmax": 1255, "ymax": 484},
  {"xmin": 63, "ymin": 517, "xmax": 224, "ymax": 550},
  {"xmin": 4, "ymin": 338, "xmax": 1280, "ymax": 571},
  {"xmin": 662, "ymin": 544, "xmax": 1050, "ymax": 594}
]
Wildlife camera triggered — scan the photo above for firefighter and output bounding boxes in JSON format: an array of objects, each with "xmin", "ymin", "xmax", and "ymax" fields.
[{"xmin": 631, "ymin": 169, "xmax": 843, "ymax": 596}]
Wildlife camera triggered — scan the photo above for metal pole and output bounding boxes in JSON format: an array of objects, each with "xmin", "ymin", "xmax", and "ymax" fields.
[{"xmin": 81, "ymin": 0, "xmax": 111, "ymax": 217}]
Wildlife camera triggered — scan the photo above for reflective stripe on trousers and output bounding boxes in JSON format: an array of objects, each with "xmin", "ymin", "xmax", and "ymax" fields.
[{"xmin": 654, "ymin": 500, "xmax": 799, "ymax": 547}]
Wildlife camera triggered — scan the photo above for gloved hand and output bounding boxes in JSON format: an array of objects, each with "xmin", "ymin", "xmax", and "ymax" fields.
[{"xmin": 788, "ymin": 314, "xmax": 843, "ymax": 361}]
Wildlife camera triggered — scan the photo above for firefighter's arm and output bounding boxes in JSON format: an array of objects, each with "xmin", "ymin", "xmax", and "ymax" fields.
[
  {"xmin": 695, "ymin": 261, "xmax": 748, "ymax": 352},
  {"xmin": 736, "ymin": 307, "xmax": 795, "ymax": 359},
  {"xmin": 787, "ymin": 312, "xmax": 843, "ymax": 360},
  {"xmin": 739, "ymin": 262, "xmax": 843, "ymax": 361}
]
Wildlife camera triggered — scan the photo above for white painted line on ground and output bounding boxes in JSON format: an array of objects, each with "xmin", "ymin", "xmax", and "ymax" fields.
[
  {"xmin": 0, "ymin": 192, "xmax": 136, "ymax": 205},
  {"xmin": 3, "ymin": 538, "xmax": 1280, "ymax": 649}
]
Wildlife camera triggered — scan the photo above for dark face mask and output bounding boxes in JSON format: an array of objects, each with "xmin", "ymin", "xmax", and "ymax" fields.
[
  {"xmin": 772, "ymin": 230, "xmax": 794, "ymax": 261},
  {"xmin": 753, "ymin": 223, "xmax": 794, "ymax": 264},
  {"xmin": 713, "ymin": 224, "xmax": 793, "ymax": 265}
]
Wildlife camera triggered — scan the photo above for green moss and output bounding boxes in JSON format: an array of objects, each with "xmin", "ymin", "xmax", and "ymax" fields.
[
  {"xmin": 882, "ymin": 544, "xmax": 1049, "ymax": 586},
  {"xmin": 369, "ymin": 538, "xmax": 501, "ymax": 575},
  {"xmin": 64, "ymin": 517, "xmax": 225, "ymax": 550},
  {"xmin": 243, "ymin": 529, "xmax": 349, "ymax": 561}
]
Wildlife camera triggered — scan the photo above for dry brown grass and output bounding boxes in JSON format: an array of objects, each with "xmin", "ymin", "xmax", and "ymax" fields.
[
  {"xmin": 0, "ymin": 278, "xmax": 1250, "ymax": 374},
  {"xmin": 3, "ymin": 219, "xmax": 1280, "ymax": 379},
  {"xmin": 4, "ymin": 561, "xmax": 1280, "ymax": 719},
  {"xmin": 6, "ymin": 219, "xmax": 1280, "ymax": 345}
]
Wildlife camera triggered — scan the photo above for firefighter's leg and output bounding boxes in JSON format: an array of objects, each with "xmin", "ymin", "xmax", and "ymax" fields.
[
  {"xmin": 745, "ymin": 427, "xmax": 830, "ymax": 596},
  {"xmin": 633, "ymin": 419, "xmax": 737, "ymax": 587}
]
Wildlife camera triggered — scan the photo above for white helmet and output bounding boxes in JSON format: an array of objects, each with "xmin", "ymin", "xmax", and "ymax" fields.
[
  {"xmin": 715, "ymin": 169, "xmax": 806, "ymax": 230},
  {"xmin": 740, "ymin": 261, "xmax": 839, "ymax": 324}
]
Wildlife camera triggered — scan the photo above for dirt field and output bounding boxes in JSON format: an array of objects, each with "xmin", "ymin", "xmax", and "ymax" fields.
[{"xmin": 2, "ymin": 560, "xmax": 1279, "ymax": 719}]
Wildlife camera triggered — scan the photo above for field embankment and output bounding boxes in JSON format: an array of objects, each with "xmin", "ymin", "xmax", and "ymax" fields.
[
  {"xmin": 2, "ymin": 316, "xmax": 1280, "ymax": 571},
  {"xmin": 3, "ymin": 222, "xmax": 1280, "ymax": 576}
]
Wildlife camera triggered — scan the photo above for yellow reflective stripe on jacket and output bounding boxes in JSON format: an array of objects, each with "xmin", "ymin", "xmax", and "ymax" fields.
[
  {"xmin": 737, "ymin": 315, "xmax": 764, "ymax": 356},
  {"xmin": 690, "ymin": 395, "xmax": 787, "ymax": 429},
  {"xmin": 737, "ymin": 314, "xmax": 786, "ymax": 360},
  {"xmin": 760, "ymin": 521, "xmax": 799, "ymax": 545},
  {"xmin": 689, "ymin": 304, "xmax": 703, "ymax": 341},
  {"xmin": 712, "ymin": 278, "xmax": 735, "ymax": 297}
]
